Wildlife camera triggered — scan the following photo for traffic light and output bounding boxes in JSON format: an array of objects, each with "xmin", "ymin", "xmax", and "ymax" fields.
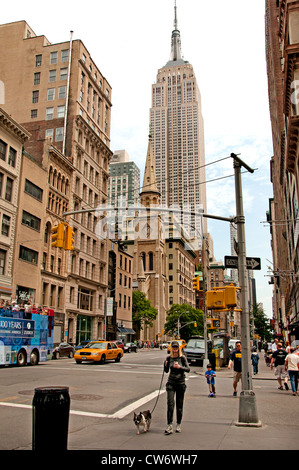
[
  {"xmin": 51, "ymin": 223, "xmax": 65, "ymax": 248},
  {"xmin": 206, "ymin": 289, "xmax": 225, "ymax": 309},
  {"xmin": 192, "ymin": 276, "xmax": 200, "ymax": 291},
  {"xmin": 225, "ymin": 284, "xmax": 237, "ymax": 308},
  {"xmin": 64, "ymin": 223, "xmax": 75, "ymax": 250}
]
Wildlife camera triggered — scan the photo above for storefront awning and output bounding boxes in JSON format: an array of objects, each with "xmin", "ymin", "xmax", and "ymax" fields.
[{"xmin": 117, "ymin": 327, "xmax": 136, "ymax": 335}]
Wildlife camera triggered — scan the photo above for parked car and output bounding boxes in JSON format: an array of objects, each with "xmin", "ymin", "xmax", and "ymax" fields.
[
  {"xmin": 167, "ymin": 339, "xmax": 187, "ymax": 354},
  {"xmin": 160, "ymin": 341, "xmax": 171, "ymax": 350},
  {"xmin": 74, "ymin": 340, "xmax": 91, "ymax": 351},
  {"xmin": 52, "ymin": 342, "xmax": 75, "ymax": 359},
  {"xmin": 124, "ymin": 342, "xmax": 137, "ymax": 353},
  {"xmin": 74, "ymin": 341, "xmax": 123, "ymax": 364},
  {"xmin": 113, "ymin": 340, "xmax": 124, "ymax": 350},
  {"xmin": 184, "ymin": 337, "xmax": 205, "ymax": 365}
]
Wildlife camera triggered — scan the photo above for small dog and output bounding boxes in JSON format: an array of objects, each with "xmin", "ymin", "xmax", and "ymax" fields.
[{"xmin": 133, "ymin": 410, "xmax": 151, "ymax": 435}]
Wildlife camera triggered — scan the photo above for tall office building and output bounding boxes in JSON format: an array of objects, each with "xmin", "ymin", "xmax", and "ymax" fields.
[
  {"xmin": 0, "ymin": 21, "xmax": 113, "ymax": 343},
  {"xmin": 150, "ymin": 2, "xmax": 207, "ymax": 236},
  {"xmin": 108, "ymin": 150, "xmax": 140, "ymax": 208}
]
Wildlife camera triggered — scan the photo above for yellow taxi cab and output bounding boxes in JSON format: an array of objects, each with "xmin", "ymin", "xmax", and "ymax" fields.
[
  {"xmin": 167, "ymin": 339, "xmax": 187, "ymax": 354},
  {"xmin": 74, "ymin": 340, "xmax": 123, "ymax": 364}
]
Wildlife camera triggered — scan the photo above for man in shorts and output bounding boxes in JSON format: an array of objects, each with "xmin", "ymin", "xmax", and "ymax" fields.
[
  {"xmin": 270, "ymin": 342, "xmax": 289, "ymax": 390},
  {"xmin": 228, "ymin": 341, "xmax": 242, "ymax": 396}
]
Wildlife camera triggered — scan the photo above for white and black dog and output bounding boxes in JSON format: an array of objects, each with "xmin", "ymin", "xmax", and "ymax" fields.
[{"xmin": 133, "ymin": 410, "xmax": 152, "ymax": 435}]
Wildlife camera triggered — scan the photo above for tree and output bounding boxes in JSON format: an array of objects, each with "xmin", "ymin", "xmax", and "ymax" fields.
[
  {"xmin": 132, "ymin": 290, "xmax": 158, "ymax": 331},
  {"xmin": 251, "ymin": 303, "xmax": 272, "ymax": 342},
  {"xmin": 164, "ymin": 303, "xmax": 204, "ymax": 341}
]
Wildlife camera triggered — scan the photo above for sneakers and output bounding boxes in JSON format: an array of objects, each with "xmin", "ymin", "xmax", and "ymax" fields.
[
  {"xmin": 164, "ymin": 424, "xmax": 173, "ymax": 435},
  {"xmin": 284, "ymin": 382, "xmax": 289, "ymax": 391},
  {"xmin": 164, "ymin": 424, "xmax": 181, "ymax": 434},
  {"xmin": 233, "ymin": 391, "xmax": 237, "ymax": 397}
]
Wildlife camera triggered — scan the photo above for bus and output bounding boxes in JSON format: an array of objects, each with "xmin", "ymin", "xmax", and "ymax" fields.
[{"xmin": 0, "ymin": 308, "xmax": 54, "ymax": 366}]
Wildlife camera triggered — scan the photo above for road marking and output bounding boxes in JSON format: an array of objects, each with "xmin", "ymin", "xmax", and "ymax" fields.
[
  {"xmin": 0, "ymin": 388, "xmax": 166, "ymax": 419},
  {"xmin": 43, "ymin": 366, "xmax": 162, "ymax": 375},
  {"xmin": 0, "ymin": 402, "xmax": 32, "ymax": 410}
]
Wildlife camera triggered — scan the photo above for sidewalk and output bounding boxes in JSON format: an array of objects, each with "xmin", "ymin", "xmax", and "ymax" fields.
[{"xmin": 66, "ymin": 352, "xmax": 299, "ymax": 452}]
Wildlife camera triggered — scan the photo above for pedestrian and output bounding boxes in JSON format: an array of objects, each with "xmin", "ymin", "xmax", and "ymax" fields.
[
  {"xmin": 270, "ymin": 342, "xmax": 289, "ymax": 390},
  {"xmin": 228, "ymin": 341, "xmax": 242, "ymax": 396},
  {"xmin": 271, "ymin": 338, "xmax": 278, "ymax": 352},
  {"xmin": 285, "ymin": 348, "xmax": 299, "ymax": 396},
  {"xmin": 285, "ymin": 341, "xmax": 291, "ymax": 354},
  {"xmin": 205, "ymin": 363, "xmax": 216, "ymax": 397},
  {"xmin": 251, "ymin": 347, "xmax": 260, "ymax": 375},
  {"xmin": 163, "ymin": 340, "xmax": 190, "ymax": 434}
]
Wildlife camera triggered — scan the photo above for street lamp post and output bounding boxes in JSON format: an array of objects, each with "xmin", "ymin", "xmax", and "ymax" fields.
[{"xmin": 232, "ymin": 153, "xmax": 261, "ymax": 427}]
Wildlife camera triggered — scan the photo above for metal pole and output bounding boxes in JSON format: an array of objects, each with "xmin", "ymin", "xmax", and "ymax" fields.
[
  {"xmin": 232, "ymin": 153, "xmax": 261, "ymax": 426},
  {"xmin": 203, "ymin": 236, "xmax": 209, "ymax": 369}
]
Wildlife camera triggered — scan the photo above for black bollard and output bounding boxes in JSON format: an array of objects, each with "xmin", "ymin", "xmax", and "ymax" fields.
[{"xmin": 32, "ymin": 386, "xmax": 70, "ymax": 451}]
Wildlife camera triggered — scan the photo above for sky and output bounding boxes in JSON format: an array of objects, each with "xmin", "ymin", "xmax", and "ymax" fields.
[{"xmin": 2, "ymin": 0, "xmax": 274, "ymax": 318}]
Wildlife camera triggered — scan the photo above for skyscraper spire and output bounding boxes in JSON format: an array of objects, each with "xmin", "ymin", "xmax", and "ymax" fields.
[
  {"xmin": 167, "ymin": 0, "xmax": 185, "ymax": 65},
  {"xmin": 174, "ymin": 0, "xmax": 178, "ymax": 30}
]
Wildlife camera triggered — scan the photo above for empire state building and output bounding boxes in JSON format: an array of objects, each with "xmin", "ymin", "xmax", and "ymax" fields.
[{"xmin": 150, "ymin": 2, "xmax": 207, "ymax": 235}]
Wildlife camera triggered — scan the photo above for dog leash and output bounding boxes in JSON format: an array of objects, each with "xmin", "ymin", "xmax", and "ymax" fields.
[{"xmin": 150, "ymin": 367, "xmax": 165, "ymax": 415}]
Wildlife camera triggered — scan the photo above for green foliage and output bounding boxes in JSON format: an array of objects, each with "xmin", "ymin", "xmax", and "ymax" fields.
[
  {"xmin": 132, "ymin": 290, "xmax": 158, "ymax": 330},
  {"xmin": 251, "ymin": 303, "xmax": 272, "ymax": 341},
  {"xmin": 164, "ymin": 303, "xmax": 204, "ymax": 341}
]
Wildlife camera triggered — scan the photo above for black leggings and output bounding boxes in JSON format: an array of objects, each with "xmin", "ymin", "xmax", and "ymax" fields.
[{"xmin": 166, "ymin": 382, "xmax": 186, "ymax": 425}]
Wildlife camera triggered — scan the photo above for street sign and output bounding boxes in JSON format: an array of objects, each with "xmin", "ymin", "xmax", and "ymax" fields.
[{"xmin": 224, "ymin": 256, "xmax": 261, "ymax": 270}]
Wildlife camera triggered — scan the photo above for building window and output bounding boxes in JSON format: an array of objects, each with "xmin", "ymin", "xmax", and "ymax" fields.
[
  {"xmin": 45, "ymin": 129, "xmax": 54, "ymax": 140},
  {"xmin": 32, "ymin": 90, "xmax": 39, "ymax": 103},
  {"xmin": 61, "ymin": 50, "xmax": 69, "ymax": 62},
  {"xmin": 60, "ymin": 68, "xmax": 68, "ymax": 81},
  {"xmin": 34, "ymin": 72, "xmax": 40, "ymax": 85},
  {"xmin": 8, "ymin": 147, "xmax": 16, "ymax": 168},
  {"xmin": 46, "ymin": 107, "xmax": 54, "ymax": 120},
  {"xmin": 19, "ymin": 245, "xmax": 38, "ymax": 265},
  {"xmin": 31, "ymin": 109, "xmax": 38, "ymax": 119},
  {"xmin": 49, "ymin": 70, "xmax": 56, "ymax": 82},
  {"xmin": 22, "ymin": 210, "xmax": 41, "ymax": 231},
  {"xmin": 5, "ymin": 177, "xmax": 13, "ymax": 202},
  {"xmin": 0, "ymin": 249, "xmax": 6, "ymax": 275},
  {"xmin": 1, "ymin": 214, "xmax": 10, "ymax": 236},
  {"xmin": 35, "ymin": 55, "xmax": 42, "ymax": 67},
  {"xmin": 58, "ymin": 86, "xmax": 66, "ymax": 99},
  {"xmin": 24, "ymin": 179, "xmax": 43, "ymax": 202},
  {"xmin": 50, "ymin": 51, "xmax": 58, "ymax": 64},
  {"xmin": 77, "ymin": 288, "xmax": 93, "ymax": 311},
  {"xmin": 57, "ymin": 105, "xmax": 65, "ymax": 118},
  {"xmin": 55, "ymin": 127, "xmax": 64, "ymax": 142},
  {"xmin": 0, "ymin": 139, "xmax": 7, "ymax": 161},
  {"xmin": 47, "ymin": 88, "xmax": 55, "ymax": 101}
]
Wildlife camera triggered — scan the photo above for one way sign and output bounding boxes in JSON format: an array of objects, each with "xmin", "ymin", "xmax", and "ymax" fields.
[{"xmin": 224, "ymin": 256, "xmax": 261, "ymax": 270}]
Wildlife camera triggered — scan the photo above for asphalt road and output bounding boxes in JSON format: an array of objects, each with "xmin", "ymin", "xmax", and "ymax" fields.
[{"xmin": 1, "ymin": 348, "xmax": 299, "ymax": 459}]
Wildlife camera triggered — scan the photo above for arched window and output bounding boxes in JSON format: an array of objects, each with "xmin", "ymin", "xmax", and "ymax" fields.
[
  {"xmin": 149, "ymin": 252, "xmax": 154, "ymax": 271},
  {"xmin": 141, "ymin": 252, "xmax": 146, "ymax": 271}
]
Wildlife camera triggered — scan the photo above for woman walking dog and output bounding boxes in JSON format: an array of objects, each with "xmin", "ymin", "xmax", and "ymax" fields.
[{"xmin": 163, "ymin": 341, "xmax": 190, "ymax": 434}]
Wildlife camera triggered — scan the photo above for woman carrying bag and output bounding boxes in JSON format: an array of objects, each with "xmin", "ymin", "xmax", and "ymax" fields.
[{"xmin": 163, "ymin": 341, "xmax": 190, "ymax": 434}]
